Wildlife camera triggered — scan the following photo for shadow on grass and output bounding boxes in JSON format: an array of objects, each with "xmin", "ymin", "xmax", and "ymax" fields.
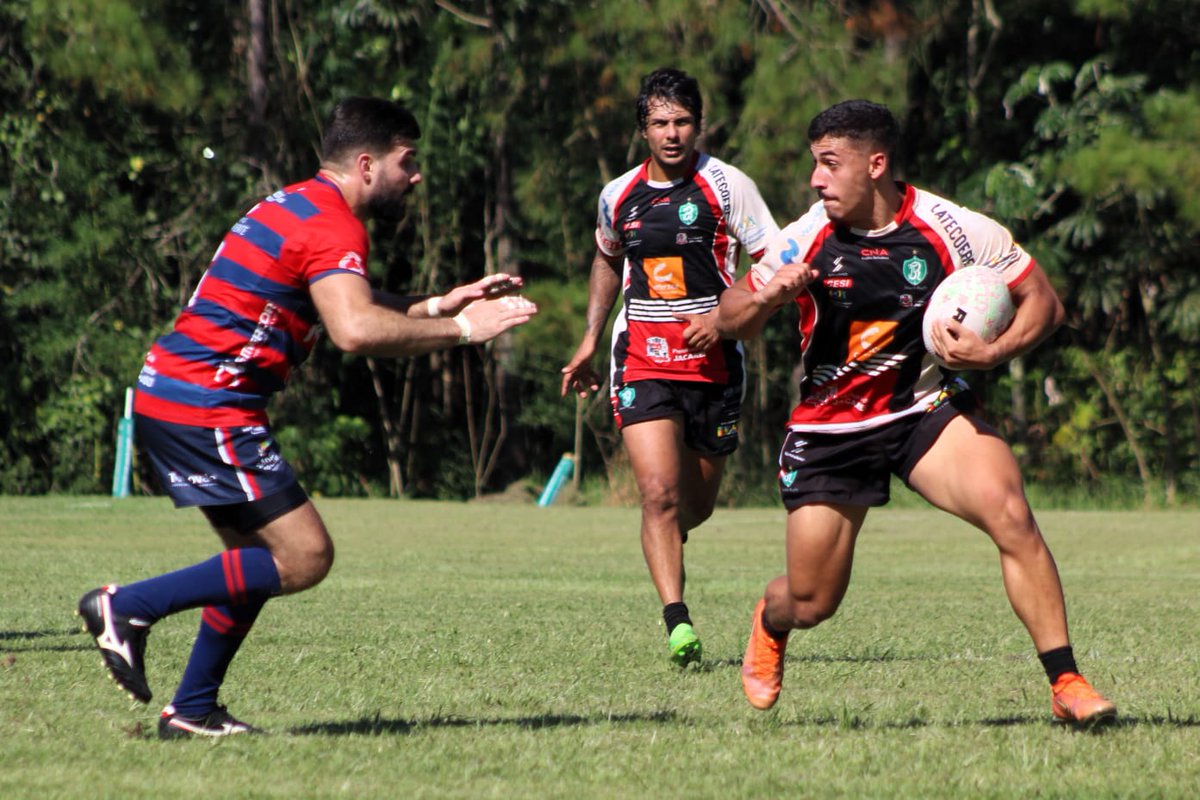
[
  {"xmin": 288, "ymin": 711, "xmax": 676, "ymax": 737},
  {"xmin": 0, "ymin": 627, "xmax": 92, "ymax": 653}
]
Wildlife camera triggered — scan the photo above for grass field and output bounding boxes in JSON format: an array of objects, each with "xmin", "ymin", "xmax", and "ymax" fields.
[{"xmin": 2, "ymin": 496, "xmax": 1199, "ymax": 798}]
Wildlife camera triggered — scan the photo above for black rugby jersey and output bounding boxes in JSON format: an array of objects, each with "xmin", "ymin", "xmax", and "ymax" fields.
[
  {"xmin": 750, "ymin": 183, "xmax": 1034, "ymax": 433},
  {"xmin": 596, "ymin": 152, "xmax": 777, "ymax": 389}
]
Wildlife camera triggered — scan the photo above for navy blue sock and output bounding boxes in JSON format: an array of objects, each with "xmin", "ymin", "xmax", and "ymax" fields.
[
  {"xmin": 111, "ymin": 548, "xmax": 281, "ymax": 622},
  {"xmin": 169, "ymin": 598, "xmax": 267, "ymax": 718}
]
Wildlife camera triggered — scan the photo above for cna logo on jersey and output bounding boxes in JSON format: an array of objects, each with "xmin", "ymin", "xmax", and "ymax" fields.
[
  {"xmin": 617, "ymin": 385, "xmax": 637, "ymax": 409},
  {"xmin": 338, "ymin": 251, "xmax": 366, "ymax": 276},
  {"xmin": 678, "ymin": 200, "xmax": 699, "ymax": 226},
  {"xmin": 902, "ymin": 253, "xmax": 928, "ymax": 286}
]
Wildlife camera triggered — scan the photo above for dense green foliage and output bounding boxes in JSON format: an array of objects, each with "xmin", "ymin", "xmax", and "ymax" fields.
[
  {"xmin": 3, "ymin": 498, "xmax": 1200, "ymax": 796},
  {"xmin": 1, "ymin": 0, "xmax": 1197, "ymax": 503}
]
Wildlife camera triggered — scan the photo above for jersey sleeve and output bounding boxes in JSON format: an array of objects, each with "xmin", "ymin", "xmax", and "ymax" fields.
[
  {"xmin": 594, "ymin": 180, "xmax": 624, "ymax": 257},
  {"xmin": 957, "ymin": 204, "xmax": 1034, "ymax": 288},
  {"xmin": 747, "ymin": 201, "xmax": 828, "ymax": 291},
  {"xmin": 723, "ymin": 166, "xmax": 779, "ymax": 260},
  {"xmin": 285, "ymin": 216, "xmax": 372, "ymax": 285}
]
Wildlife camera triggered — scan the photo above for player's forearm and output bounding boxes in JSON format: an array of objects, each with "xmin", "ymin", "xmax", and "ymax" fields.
[
  {"xmin": 372, "ymin": 290, "xmax": 444, "ymax": 319},
  {"xmin": 717, "ymin": 285, "xmax": 773, "ymax": 340},
  {"xmin": 579, "ymin": 252, "xmax": 621, "ymax": 345},
  {"xmin": 329, "ymin": 304, "xmax": 465, "ymax": 356}
]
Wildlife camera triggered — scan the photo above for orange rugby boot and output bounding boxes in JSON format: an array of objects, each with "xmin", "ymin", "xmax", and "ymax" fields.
[
  {"xmin": 740, "ymin": 598, "xmax": 788, "ymax": 710},
  {"xmin": 1051, "ymin": 672, "xmax": 1117, "ymax": 727}
]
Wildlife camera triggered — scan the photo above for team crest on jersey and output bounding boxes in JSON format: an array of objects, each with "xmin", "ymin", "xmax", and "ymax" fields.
[
  {"xmin": 902, "ymin": 254, "xmax": 927, "ymax": 285},
  {"xmin": 678, "ymin": 201, "xmax": 698, "ymax": 226},
  {"xmin": 338, "ymin": 251, "xmax": 366, "ymax": 276},
  {"xmin": 779, "ymin": 469, "xmax": 799, "ymax": 487},
  {"xmin": 618, "ymin": 386, "xmax": 637, "ymax": 408}
]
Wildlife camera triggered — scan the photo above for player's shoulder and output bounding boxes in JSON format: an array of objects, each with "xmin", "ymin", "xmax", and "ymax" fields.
[
  {"xmin": 775, "ymin": 200, "xmax": 831, "ymax": 245},
  {"xmin": 599, "ymin": 163, "xmax": 645, "ymax": 203},
  {"xmin": 909, "ymin": 184, "xmax": 1007, "ymax": 236},
  {"xmin": 695, "ymin": 152, "xmax": 759, "ymax": 187}
]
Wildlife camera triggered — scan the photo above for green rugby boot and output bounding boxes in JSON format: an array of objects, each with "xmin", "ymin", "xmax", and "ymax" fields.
[{"xmin": 668, "ymin": 622, "xmax": 703, "ymax": 667}]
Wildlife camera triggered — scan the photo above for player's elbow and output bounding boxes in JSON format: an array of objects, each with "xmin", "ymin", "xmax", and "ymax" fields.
[{"xmin": 323, "ymin": 318, "xmax": 374, "ymax": 355}]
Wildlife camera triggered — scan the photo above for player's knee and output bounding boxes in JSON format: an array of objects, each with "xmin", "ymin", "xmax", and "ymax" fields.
[
  {"xmin": 278, "ymin": 537, "xmax": 335, "ymax": 593},
  {"xmin": 639, "ymin": 478, "xmax": 681, "ymax": 518}
]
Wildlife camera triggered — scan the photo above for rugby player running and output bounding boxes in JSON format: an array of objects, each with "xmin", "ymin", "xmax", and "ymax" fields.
[
  {"xmin": 561, "ymin": 69, "xmax": 778, "ymax": 667},
  {"xmin": 719, "ymin": 100, "xmax": 1116, "ymax": 726}
]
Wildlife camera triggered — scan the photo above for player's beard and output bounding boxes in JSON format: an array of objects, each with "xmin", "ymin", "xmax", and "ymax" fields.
[{"xmin": 367, "ymin": 186, "xmax": 408, "ymax": 223}]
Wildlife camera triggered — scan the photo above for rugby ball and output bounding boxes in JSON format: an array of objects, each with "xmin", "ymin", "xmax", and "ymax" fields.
[{"xmin": 922, "ymin": 266, "xmax": 1014, "ymax": 367}]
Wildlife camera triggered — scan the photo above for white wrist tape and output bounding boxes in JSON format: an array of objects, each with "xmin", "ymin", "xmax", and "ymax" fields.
[
  {"xmin": 452, "ymin": 312, "xmax": 472, "ymax": 344},
  {"xmin": 426, "ymin": 296, "xmax": 442, "ymax": 318}
]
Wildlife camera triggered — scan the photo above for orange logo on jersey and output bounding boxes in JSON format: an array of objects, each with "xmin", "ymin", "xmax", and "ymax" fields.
[
  {"xmin": 645, "ymin": 256, "xmax": 686, "ymax": 299},
  {"xmin": 847, "ymin": 320, "xmax": 897, "ymax": 362}
]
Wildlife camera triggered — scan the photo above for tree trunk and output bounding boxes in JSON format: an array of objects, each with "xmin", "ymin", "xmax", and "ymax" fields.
[{"xmin": 1078, "ymin": 349, "xmax": 1154, "ymax": 507}]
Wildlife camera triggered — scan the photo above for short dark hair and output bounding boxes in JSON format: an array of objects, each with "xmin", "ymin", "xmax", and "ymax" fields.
[
  {"xmin": 807, "ymin": 100, "xmax": 900, "ymax": 154},
  {"xmin": 636, "ymin": 68, "xmax": 703, "ymax": 131},
  {"xmin": 321, "ymin": 97, "xmax": 421, "ymax": 163}
]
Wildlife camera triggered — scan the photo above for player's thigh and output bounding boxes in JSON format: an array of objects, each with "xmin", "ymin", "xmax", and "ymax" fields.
[
  {"xmin": 907, "ymin": 414, "xmax": 1030, "ymax": 531},
  {"xmin": 782, "ymin": 502, "xmax": 867, "ymax": 604},
  {"xmin": 622, "ymin": 416, "xmax": 686, "ymax": 497}
]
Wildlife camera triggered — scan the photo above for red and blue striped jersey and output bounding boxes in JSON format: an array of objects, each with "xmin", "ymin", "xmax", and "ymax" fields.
[{"xmin": 134, "ymin": 175, "xmax": 369, "ymax": 427}]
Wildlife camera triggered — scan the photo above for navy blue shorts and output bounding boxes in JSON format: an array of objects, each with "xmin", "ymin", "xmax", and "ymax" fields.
[
  {"xmin": 777, "ymin": 389, "xmax": 978, "ymax": 509},
  {"xmin": 612, "ymin": 378, "xmax": 742, "ymax": 457},
  {"xmin": 135, "ymin": 414, "xmax": 303, "ymax": 509}
]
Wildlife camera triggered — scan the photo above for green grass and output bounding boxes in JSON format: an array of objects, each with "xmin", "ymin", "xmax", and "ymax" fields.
[{"xmin": 2, "ymin": 497, "xmax": 1200, "ymax": 798}]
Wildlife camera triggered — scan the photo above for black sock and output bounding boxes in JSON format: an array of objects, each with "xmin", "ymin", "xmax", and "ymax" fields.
[
  {"xmin": 761, "ymin": 607, "xmax": 788, "ymax": 639},
  {"xmin": 663, "ymin": 602, "xmax": 692, "ymax": 635},
  {"xmin": 1038, "ymin": 645, "xmax": 1078, "ymax": 684}
]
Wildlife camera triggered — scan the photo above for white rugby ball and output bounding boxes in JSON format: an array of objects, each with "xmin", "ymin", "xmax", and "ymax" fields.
[{"xmin": 922, "ymin": 266, "xmax": 1014, "ymax": 367}]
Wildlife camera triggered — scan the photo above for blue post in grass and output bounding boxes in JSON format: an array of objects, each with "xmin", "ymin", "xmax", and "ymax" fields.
[
  {"xmin": 111, "ymin": 387, "xmax": 134, "ymax": 498},
  {"xmin": 537, "ymin": 453, "xmax": 575, "ymax": 507}
]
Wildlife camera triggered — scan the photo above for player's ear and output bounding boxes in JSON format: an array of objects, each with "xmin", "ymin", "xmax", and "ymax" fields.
[
  {"xmin": 867, "ymin": 150, "xmax": 889, "ymax": 180},
  {"xmin": 356, "ymin": 152, "xmax": 374, "ymax": 183}
]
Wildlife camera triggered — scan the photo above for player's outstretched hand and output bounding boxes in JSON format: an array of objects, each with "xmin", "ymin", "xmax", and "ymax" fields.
[
  {"xmin": 438, "ymin": 273, "xmax": 524, "ymax": 317},
  {"xmin": 458, "ymin": 294, "xmax": 537, "ymax": 344},
  {"xmin": 675, "ymin": 311, "xmax": 719, "ymax": 352},
  {"xmin": 757, "ymin": 261, "xmax": 819, "ymax": 309},
  {"xmin": 560, "ymin": 344, "xmax": 603, "ymax": 398}
]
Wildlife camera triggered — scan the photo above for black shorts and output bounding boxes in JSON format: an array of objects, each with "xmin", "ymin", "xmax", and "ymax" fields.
[
  {"xmin": 136, "ymin": 415, "xmax": 308, "ymax": 533},
  {"xmin": 611, "ymin": 378, "xmax": 743, "ymax": 457},
  {"xmin": 777, "ymin": 390, "xmax": 977, "ymax": 509}
]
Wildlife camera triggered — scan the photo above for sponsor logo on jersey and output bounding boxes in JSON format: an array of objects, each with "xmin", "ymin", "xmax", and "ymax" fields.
[
  {"xmin": 823, "ymin": 276, "xmax": 853, "ymax": 289},
  {"xmin": 861, "ymin": 247, "xmax": 889, "ymax": 260},
  {"xmin": 902, "ymin": 254, "xmax": 928, "ymax": 285},
  {"xmin": 899, "ymin": 294, "xmax": 914, "ymax": 308},
  {"xmin": 618, "ymin": 386, "xmax": 637, "ymax": 408},
  {"xmin": 678, "ymin": 201, "xmax": 699, "ymax": 226},
  {"xmin": 338, "ymin": 251, "xmax": 365, "ymax": 275},
  {"xmin": 716, "ymin": 422, "xmax": 738, "ymax": 439},
  {"xmin": 646, "ymin": 336, "xmax": 670, "ymax": 361},
  {"xmin": 645, "ymin": 256, "xmax": 686, "ymax": 299},
  {"xmin": 676, "ymin": 233, "xmax": 688, "ymax": 245},
  {"xmin": 624, "ymin": 220, "xmax": 642, "ymax": 231},
  {"xmin": 929, "ymin": 203, "xmax": 975, "ymax": 263},
  {"xmin": 781, "ymin": 237, "xmax": 802, "ymax": 265},
  {"xmin": 848, "ymin": 319, "xmax": 898, "ymax": 363},
  {"xmin": 831, "ymin": 256, "xmax": 846, "ymax": 273}
]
